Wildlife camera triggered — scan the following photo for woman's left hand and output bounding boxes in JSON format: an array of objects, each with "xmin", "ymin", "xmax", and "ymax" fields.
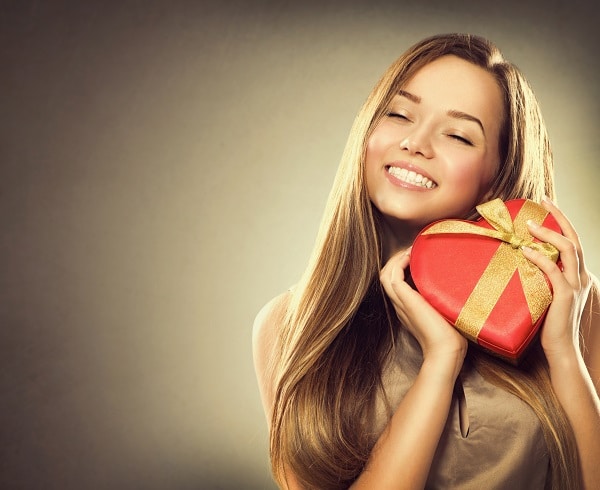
[{"xmin": 522, "ymin": 197, "xmax": 593, "ymax": 360}]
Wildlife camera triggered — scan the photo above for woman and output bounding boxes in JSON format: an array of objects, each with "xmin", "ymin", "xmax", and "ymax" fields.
[{"xmin": 253, "ymin": 33, "xmax": 600, "ymax": 489}]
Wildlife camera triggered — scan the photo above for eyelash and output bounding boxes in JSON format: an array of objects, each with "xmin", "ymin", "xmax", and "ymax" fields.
[
  {"xmin": 387, "ymin": 112, "xmax": 410, "ymax": 121},
  {"xmin": 448, "ymin": 134, "xmax": 473, "ymax": 146}
]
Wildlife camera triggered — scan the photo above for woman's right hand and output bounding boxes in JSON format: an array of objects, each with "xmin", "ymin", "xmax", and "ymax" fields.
[
  {"xmin": 380, "ymin": 248, "xmax": 468, "ymax": 381},
  {"xmin": 350, "ymin": 248, "xmax": 469, "ymax": 489}
]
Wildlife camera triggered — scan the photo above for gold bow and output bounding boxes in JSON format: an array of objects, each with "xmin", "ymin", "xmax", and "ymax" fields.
[{"xmin": 422, "ymin": 199, "xmax": 558, "ymax": 341}]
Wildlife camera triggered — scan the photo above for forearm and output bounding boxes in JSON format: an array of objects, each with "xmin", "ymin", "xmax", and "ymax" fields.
[
  {"xmin": 351, "ymin": 356, "xmax": 459, "ymax": 489},
  {"xmin": 547, "ymin": 348, "xmax": 600, "ymax": 490}
]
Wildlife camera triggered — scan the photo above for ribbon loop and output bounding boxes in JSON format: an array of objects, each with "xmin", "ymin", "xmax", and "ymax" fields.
[{"xmin": 476, "ymin": 198, "xmax": 515, "ymax": 236}]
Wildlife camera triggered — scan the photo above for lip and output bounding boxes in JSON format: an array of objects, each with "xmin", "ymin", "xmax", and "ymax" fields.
[{"xmin": 384, "ymin": 161, "xmax": 437, "ymax": 190}]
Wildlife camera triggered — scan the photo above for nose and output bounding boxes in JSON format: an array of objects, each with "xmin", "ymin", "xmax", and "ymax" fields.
[{"xmin": 400, "ymin": 127, "xmax": 433, "ymax": 158}]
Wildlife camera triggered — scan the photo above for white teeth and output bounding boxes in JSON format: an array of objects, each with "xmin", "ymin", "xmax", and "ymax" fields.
[{"xmin": 387, "ymin": 167, "xmax": 437, "ymax": 188}]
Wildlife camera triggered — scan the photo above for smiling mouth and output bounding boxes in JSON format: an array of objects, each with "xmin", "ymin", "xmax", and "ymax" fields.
[{"xmin": 386, "ymin": 166, "xmax": 437, "ymax": 188}]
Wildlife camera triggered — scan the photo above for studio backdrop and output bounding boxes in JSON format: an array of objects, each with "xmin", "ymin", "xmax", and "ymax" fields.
[{"xmin": 1, "ymin": 1, "xmax": 597, "ymax": 489}]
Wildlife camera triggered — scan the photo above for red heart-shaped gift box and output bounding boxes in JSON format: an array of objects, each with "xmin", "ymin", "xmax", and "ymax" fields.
[{"xmin": 410, "ymin": 198, "xmax": 562, "ymax": 363}]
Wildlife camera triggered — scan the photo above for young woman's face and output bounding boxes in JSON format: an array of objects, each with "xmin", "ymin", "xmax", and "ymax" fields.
[{"xmin": 365, "ymin": 55, "xmax": 504, "ymax": 236}]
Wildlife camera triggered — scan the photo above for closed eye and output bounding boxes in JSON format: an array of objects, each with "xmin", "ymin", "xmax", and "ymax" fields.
[
  {"xmin": 448, "ymin": 134, "xmax": 473, "ymax": 146},
  {"xmin": 387, "ymin": 112, "xmax": 411, "ymax": 121}
]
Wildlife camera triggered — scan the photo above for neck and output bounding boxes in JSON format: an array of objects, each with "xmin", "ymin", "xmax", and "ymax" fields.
[{"xmin": 379, "ymin": 215, "xmax": 421, "ymax": 263}]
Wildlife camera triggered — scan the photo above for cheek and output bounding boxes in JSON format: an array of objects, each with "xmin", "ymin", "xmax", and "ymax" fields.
[
  {"xmin": 365, "ymin": 134, "xmax": 387, "ymax": 198},
  {"xmin": 477, "ymin": 154, "xmax": 500, "ymax": 190},
  {"xmin": 447, "ymin": 156, "xmax": 496, "ymax": 197},
  {"xmin": 365, "ymin": 127, "xmax": 395, "ymax": 167},
  {"xmin": 365, "ymin": 133, "xmax": 384, "ymax": 178},
  {"xmin": 366, "ymin": 131, "xmax": 384, "ymax": 161}
]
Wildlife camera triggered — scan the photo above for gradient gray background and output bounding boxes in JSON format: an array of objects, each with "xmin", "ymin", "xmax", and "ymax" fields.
[{"xmin": 1, "ymin": 1, "xmax": 598, "ymax": 489}]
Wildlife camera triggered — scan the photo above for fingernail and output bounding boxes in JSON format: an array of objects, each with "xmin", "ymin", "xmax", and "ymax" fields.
[
  {"xmin": 526, "ymin": 219, "xmax": 539, "ymax": 229},
  {"xmin": 521, "ymin": 245, "xmax": 533, "ymax": 253}
]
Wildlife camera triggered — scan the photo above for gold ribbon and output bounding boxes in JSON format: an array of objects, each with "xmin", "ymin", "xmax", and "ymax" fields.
[{"xmin": 422, "ymin": 199, "xmax": 559, "ymax": 341}]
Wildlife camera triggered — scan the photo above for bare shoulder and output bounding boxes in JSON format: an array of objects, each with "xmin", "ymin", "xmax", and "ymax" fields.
[
  {"xmin": 253, "ymin": 290, "xmax": 293, "ymax": 422},
  {"xmin": 253, "ymin": 290, "xmax": 292, "ymax": 361}
]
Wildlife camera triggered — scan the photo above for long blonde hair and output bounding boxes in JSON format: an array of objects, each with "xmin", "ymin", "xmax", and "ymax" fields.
[{"xmin": 270, "ymin": 33, "xmax": 581, "ymax": 489}]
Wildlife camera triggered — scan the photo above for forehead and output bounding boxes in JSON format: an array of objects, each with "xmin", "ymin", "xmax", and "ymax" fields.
[{"xmin": 399, "ymin": 55, "xmax": 505, "ymax": 130}]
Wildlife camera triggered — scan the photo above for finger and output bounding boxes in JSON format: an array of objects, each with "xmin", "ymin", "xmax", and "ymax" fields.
[
  {"xmin": 521, "ymin": 245, "xmax": 572, "ymax": 301},
  {"xmin": 380, "ymin": 246, "xmax": 412, "ymax": 274},
  {"xmin": 380, "ymin": 247, "xmax": 411, "ymax": 279},
  {"xmin": 541, "ymin": 197, "xmax": 586, "ymax": 272},
  {"xmin": 389, "ymin": 251, "xmax": 410, "ymax": 283},
  {"xmin": 527, "ymin": 219, "xmax": 580, "ymax": 286},
  {"xmin": 385, "ymin": 251, "xmax": 412, "ymax": 301}
]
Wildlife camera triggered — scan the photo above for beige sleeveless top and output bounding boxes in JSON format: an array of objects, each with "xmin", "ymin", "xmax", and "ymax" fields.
[{"xmin": 376, "ymin": 326, "xmax": 550, "ymax": 489}]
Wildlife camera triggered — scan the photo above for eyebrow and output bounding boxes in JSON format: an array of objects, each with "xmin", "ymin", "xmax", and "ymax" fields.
[
  {"xmin": 447, "ymin": 110, "xmax": 485, "ymax": 135},
  {"xmin": 398, "ymin": 90, "xmax": 420, "ymax": 103},
  {"xmin": 397, "ymin": 90, "xmax": 486, "ymax": 135}
]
